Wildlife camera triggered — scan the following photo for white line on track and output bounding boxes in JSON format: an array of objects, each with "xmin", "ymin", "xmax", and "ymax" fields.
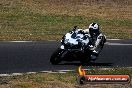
[
  {"xmin": 107, "ymin": 39, "xmax": 122, "ymax": 40},
  {"xmin": 9, "ymin": 41, "xmax": 33, "ymax": 42},
  {"xmin": 0, "ymin": 74, "xmax": 11, "ymax": 77},
  {"xmin": 1, "ymin": 67, "xmax": 132, "ymax": 77},
  {"xmin": 0, "ymin": 70, "xmax": 74, "ymax": 77},
  {"xmin": 12, "ymin": 73, "xmax": 23, "ymax": 76},
  {"xmin": 105, "ymin": 42, "xmax": 132, "ymax": 46},
  {"xmin": 56, "ymin": 70, "xmax": 75, "ymax": 72}
]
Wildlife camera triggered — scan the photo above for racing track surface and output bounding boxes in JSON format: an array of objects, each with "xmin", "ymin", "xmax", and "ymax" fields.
[{"xmin": 0, "ymin": 39, "xmax": 132, "ymax": 74}]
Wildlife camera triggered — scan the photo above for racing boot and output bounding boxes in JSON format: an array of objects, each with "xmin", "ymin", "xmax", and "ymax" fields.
[{"xmin": 90, "ymin": 50, "xmax": 98, "ymax": 62}]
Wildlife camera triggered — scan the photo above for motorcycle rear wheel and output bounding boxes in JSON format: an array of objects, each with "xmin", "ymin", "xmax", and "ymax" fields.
[
  {"xmin": 80, "ymin": 51, "xmax": 91, "ymax": 64},
  {"xmin": 80, "ymin": 58, "xmax": 91, "ymax": 64}
]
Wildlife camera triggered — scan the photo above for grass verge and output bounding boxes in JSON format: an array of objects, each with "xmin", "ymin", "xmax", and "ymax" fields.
[
  {"xmin": 0, "ymin": 0, "xmax": 131, "ymax": 40},
  {"xmin": 0, "ymin": 67, "xmax": 132, "ymax": 88}
]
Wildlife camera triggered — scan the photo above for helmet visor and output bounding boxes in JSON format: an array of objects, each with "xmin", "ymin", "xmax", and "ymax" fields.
[{"xmin": 89, "ymin": 28, "xmax": 99, "ymax": 36}]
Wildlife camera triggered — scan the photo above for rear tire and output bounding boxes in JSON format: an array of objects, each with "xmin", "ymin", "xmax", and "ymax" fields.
[
  {"xmin": 50, "ymin": 48, "xmax": 63, "ymax": 65},
  {"xmin": 80, "ymin": 58, "xmax": 91, "ymax": 64},
  {"xmin": 80, "ymin": 50, "xmax": 91, "ymax": 64}
]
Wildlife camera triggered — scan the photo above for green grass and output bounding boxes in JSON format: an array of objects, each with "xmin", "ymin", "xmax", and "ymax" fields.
[
  {"xmin": 0, "ymin": 0, "xmax": 132, "ymax": 40},
  {"xmin": 86, "ymin": 67, "xmax": 132, "ymax": 76},
  {"xmin": 0, "ymin": 67, "xmax": 132, "ymax": 88}
]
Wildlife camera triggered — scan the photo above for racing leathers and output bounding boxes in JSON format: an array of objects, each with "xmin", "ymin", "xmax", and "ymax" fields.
[
  {"xmin": 76, "ymin": 28, "xmax": 106, "ymax": 61},
  {"xmin": 85, "ymin": 30, "xmax": 106, "ymax": 61}
]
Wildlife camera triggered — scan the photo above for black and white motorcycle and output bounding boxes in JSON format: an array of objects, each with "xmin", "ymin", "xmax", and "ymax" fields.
[{"xmin": 50, "ymin": 26, "xmax": 103, "ymax": 65}]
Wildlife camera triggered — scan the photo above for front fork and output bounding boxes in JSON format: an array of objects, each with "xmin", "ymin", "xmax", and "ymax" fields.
[{"xmin": 58, "ymin": 45, "xmax": 66, "ymax": 57}]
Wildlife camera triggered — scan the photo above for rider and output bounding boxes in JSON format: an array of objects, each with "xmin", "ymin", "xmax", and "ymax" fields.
[
  {"xmin": 62, "ymin": 23, "xmax": 106, "ymax": 61},
  {"xmin": 83, "ymin": 23, "xmax": 106, "ymax": 61}
]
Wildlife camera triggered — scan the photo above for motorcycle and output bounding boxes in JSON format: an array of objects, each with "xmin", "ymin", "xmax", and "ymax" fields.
[{"xmin": 50, "ymin": 26, "xmax": 101, "ymax": 65}]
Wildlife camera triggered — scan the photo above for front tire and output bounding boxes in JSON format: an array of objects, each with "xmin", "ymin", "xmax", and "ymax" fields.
[{"xmin": 50, "ymin": 48, "xmax": 63, "ymax": 65}]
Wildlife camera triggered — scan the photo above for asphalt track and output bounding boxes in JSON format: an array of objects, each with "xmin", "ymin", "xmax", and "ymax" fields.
[{"xmin": 0, "ymin": 39, "xmax": 132, "ymax": 74}]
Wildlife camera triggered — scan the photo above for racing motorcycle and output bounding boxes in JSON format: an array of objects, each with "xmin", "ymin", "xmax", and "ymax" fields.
[{"xmin": 50, "ymin": 26, "xmax": 98, "ymax": 65}]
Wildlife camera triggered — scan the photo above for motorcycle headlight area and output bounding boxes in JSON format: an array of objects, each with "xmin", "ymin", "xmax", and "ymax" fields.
[
  {"xmin": 63, "ymin": 37, "xmax": 88, "ymax": 49},
  {"xmin": 60, "ymin": 45, "xmax": 64, "ymax": 49},
  {"xmin": 64, "ymin": 39, "xmax": 69, "ymax": 44}
]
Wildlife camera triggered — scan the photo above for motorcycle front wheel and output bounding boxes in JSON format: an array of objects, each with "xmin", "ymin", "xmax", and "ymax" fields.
[{"xmin": 50, "ymin": 48, "xmax": 63, "ymax": 65}]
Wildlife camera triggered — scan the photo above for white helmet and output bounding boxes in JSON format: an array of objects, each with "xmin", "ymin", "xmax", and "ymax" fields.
[
  {"xmin": 88, "ymin": 23, "xmax": 100, "ymax": 36},
  {"xmin": 89, "ymin": 23, "xmax": 99, "ymax": 30}
]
